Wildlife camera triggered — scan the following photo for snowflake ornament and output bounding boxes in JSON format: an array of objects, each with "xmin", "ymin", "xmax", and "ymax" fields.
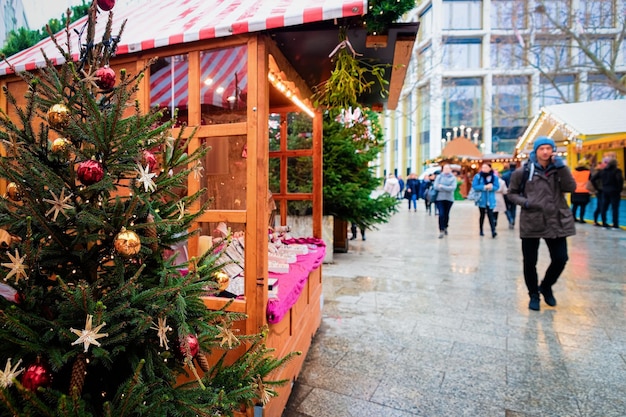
[
  {"xmin": 43, "ymin": 188, "xmax": 74, "ymax": 221},
  {"xmin": 0, "ymin": 358, "xmax": 24, "ymax": 388},
  {"xmin": 135, "ymin": 163, "xmax": 157, "ymax": 193},
  {"xmin": 70, "ymin": 314, "xmax": 109, "ymax": 352},
  {"xmin": 2, "ymin": 248, "xmax": 28, "ymax": 284},
  {"xmin": 151, "ymin": 317, "xmax": 172, "ymax": 350}
]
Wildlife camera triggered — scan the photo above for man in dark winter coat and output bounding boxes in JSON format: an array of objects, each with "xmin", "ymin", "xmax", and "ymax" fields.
[
  {"xmin": 501, "ymin": 162, "xmax": 517, "ymax": 229},
  {"xmin": 507, "ymin": 137, "xmax": 576, "ymax": 311}
]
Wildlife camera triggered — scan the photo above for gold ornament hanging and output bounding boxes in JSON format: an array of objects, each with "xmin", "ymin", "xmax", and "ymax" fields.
[
  {"xmin": 6, "ymin": 182, "xmax": 22, "ymax": 201},
  {"xmin": 47, "ymin": 104, "xmax": 70, "ymax": 129},
  {"xmin": 212, "ymin": 271, "xmax": 230, "ymax": 292},
  {"xmin": 113, "ymin": 228, "xmax": 141, "ymax": 258},
  {"xmin": 51, "ymin": 137, "xmax": 71, "ymax": 153}
]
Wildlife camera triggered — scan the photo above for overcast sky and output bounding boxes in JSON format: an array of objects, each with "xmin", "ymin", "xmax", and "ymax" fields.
[
  {"xmin": 21, "ymin": 0, "xmax": 86, "ymax": 30},
  {"xmin": 21, "ymin": 0, "xmax": 146, "ymax": 30}
]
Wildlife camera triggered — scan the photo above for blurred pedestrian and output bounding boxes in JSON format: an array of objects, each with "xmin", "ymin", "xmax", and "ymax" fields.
[
  {"xmin": 472, "ymin": 163, "xmax": 500, "ymax": 238},
  {"xmin": 590, "ymin": 158, "xmax": 608, "ymax": 226},
  {"xmin": 598, "ymin": 158, "xmax": 624, "ymax": 229},
  {"xmin": 493, "ymin": 169, "xmax": 508, "ymax": 229},
  {"xmin": 501, "ymin": 162, "xmax": 517, "ymax": 229},
  {"xmin": 405, "ymin": 173, "xmax": 420, "ymax": 211},
  {"xmin": 383, "ymin": 173, "xmax": 400, "ymax": 197},
  {"xmin": 507, "ymin": 137, "xmax": 576, "ymax": 311},
  {"xmin": 571, "ymin": 159, "xmax": 591, "ymax": 223},
  {"xmin": 434, "ymin": 164, "xmax": 458, "ymax": 238}
]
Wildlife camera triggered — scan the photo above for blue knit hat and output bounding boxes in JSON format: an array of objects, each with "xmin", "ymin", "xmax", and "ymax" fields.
[{"xmin": 533, "ymin": 136, "xmax": 556, "ymax": 152}]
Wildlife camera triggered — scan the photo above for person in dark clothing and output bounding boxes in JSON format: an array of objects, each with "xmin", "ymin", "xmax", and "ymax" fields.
[
  {"xmin": 507, "ymin": 137, "xmax": 576, "ymax": 311},
  {"xmin": 590, "ymin": 158, "xmax": 607, "ymax": 226},
  {"xmin": 501, "ymin": 162, "xmax": 517, "ymax": 229},
  {"xmin": 598, "ymin": 158, "xmax": 624, "ymax": 229},
  {"xmin": 405, "ymin": 173, "xmax": 420, "ymax": 211},
  {"xmin": 350, "ymin": 223, "xmax": 366, "ymax": 240}
]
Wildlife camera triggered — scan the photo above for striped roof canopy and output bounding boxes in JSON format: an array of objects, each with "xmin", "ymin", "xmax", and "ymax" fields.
[{"xmin": 0, "ymin": 0, "xmax": 366, "ymax": 76}]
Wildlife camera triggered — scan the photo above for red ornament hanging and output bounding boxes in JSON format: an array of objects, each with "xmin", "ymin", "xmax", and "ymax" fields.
[
  {"xmin": 77, "ymin": 160, "xmax": 105, "ymax": 185},
  {"xmin": 21, "ymin": 362, "xmax": 52, "ymax": 391},
  {"xmin": 94, "ymin": 66, "xmax": 116, "ymax": 90},
  {"xmin": 142, "ymin": 150, "xmax": 158, "ymax": 172},
  {"xmin": 97, "ymin": 0, "xmax": 116, "ymax": 11},
  {"xmin": 178, "ymin": 334, "xmax": 199, "ymax": 358}
]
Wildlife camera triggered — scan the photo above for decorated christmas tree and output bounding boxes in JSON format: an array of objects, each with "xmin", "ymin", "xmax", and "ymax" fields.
[{"xmin": 0, "ymin": 1, "xmax": 294, "ymax": 416}]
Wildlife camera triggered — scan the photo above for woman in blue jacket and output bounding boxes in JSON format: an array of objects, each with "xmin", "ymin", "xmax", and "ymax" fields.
[{"xmin": 472, "ymin": 163, "xmax": 500, "ymax": 237}]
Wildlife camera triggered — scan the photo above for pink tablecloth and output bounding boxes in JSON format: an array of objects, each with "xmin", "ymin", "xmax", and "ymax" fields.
[{"xmin": 266, "ymin": 243, "xmax": 326, "ymax": 324}]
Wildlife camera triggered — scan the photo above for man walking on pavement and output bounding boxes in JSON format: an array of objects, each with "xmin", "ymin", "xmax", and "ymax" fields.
[{"xmin": 507, "ymin": 137, "xmax": 576, "ymax": 311}]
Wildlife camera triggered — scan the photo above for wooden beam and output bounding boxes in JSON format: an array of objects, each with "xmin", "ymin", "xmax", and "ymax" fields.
[{"xmin": 387, "ymin": 38, "xmax": 416, "ymax": 111}]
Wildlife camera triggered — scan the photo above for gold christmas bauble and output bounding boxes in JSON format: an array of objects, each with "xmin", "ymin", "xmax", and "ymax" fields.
[
  {"xmin": 212, "ymin": 271, "xmax": 230, "ymax": 292},
  {"xmin": 47, "ymin": 103, "xmax": 70, "ymax": 129},
  {"xmin": 6, "ymin": 182, "xmax": 21, "ymax": 201},
  {"xmin": 51, "ymin": 137, "xmax": 70, "ymax": 153},
  {"xmin": 114, "ymin": 228, "xmax": 141, "ymax": 258}
]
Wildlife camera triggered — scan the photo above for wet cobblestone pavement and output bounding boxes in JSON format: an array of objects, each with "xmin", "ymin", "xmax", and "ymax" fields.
[{"xmin": 283, "ymin": 200, "xmax": 626, "ymax": 417}]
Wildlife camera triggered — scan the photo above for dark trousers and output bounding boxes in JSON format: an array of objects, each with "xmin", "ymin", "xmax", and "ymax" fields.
[
  {"xmin": 504, "ymin": 198, "xmax": 516, "ymax": 226},
  {"xmin": 408, "ymin": 194, "xmax": 417, "ymax": 210},
  {"xmin": 601, "ymin": 191, "xmax": 621, "ymax": 227},
  {"xmin": 521, "ymin": 237, "xmax": 568, "ymax": 296},
  {"xmin": 436, "ymin": 200, "xmax": 453, "ymax": 232},
  {"xmin": 478, "ymin": 207, "xmax": 496, "ymax": 234},
  {"xmin": 593, "ymin": 192, "xmax": 604, "ymax": 223}
]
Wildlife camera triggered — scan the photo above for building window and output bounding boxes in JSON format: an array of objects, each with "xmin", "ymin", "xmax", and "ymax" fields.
[
  {"xmin": 443, "ymin": 38, "xmax": 482, "ymax": 69},
  {"xmin": 532, "ymin": 37, "xmax": 571, "ymax": 71},
  {"xmin": 491, "ymin": 37, "xmax": 525, "ymax": 68},
  {"xmin": 418, "ymin": 85, "xmax": 430, "ymax": 145},
  {"xmin": 492, "ymin": 76, "xmax": 529, "ymax": 127},
  {"xmin": 418, "ymin": 44, "xmax": 433, "ymax": 77},
  {"xmin": 587, "ymin": 74, "xmax": 624, "ymax": 101},
  {"xmin": 578, "ymin": 37, "xmax": 615, "ymax": 67},
  {"xmin": 442, "ymin": 0, "xmax": 482, "ymax": 30},
  {"xmin": 442, "ymin": 77, "xmax": 483, "ymax": 128},
  {"xmin": 491, "ymin": 0, "xmax": 527, "ymax": 30},
  {"xmin": 539, "ymin": 74, "xmax": 576, "ymax": 106},
  {"xmin": 532, "ymin": 0, "xmax": 571, "ymax": 31},
  {"xmin": 582, "ymin": 0, "xmax": 615, "ymax": 29},
  {"xmin": 418, "ymin": 5, "xmax": 433, "ymax": 42}
]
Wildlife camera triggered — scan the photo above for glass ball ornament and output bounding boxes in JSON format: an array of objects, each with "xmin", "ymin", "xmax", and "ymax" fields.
[
  {"xmin": 97, "ymin": 0, "xmax": 115, "ymax": 11},
  {"xmin": 178, "ymin": 334, "xmax": 199, "ymax": 358},
  {"xmin": 95, "ymin": 66, "xmax": 116, "ymax": 90},
  {"xmin": 21, "ymin": 362, "xmax": 52, "ymax": 391},
  {"xmin": 47, "ymin": 103, "xmax": 70, "ymax": 129},
  {"xmin": 114, "ymin": 228, "xmax": 141, "ymax": 258},
  {"xmin": 51, "ymin": 137, "xmax": 71, "ymax": 153},
  {"xmin": 77, "ymin": 159, "xmax": 105, "ymax": 185},
  {"xmin": 6, "ymin": 182, "xmax": 22, "ymax": 201},
  {"xmin": 212, "ymin": 271, "xmax": 230, "ymax": 292}
]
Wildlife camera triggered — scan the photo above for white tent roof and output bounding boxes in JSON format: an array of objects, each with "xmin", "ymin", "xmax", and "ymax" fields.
[
  {"xmin": 517, "ymin": 99, "xmax": 626, "ymax": 154},
  {"xmin": 543, "ymin": 100, "xmax": 626, "ymax": 136}
]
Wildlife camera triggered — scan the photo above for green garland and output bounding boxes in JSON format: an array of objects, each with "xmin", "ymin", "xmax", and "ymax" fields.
[{"xmin": 364, "ymin": 0, "xmax": 416, "ymax": 35}]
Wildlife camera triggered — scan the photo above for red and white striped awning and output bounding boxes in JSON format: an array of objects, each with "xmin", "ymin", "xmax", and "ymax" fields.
[{"xmin": 0, "ymin": 0, "xmax": 366, "ymax": 76}]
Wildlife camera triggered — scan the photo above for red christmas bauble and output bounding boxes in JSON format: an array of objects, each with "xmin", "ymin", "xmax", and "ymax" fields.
[
  {"xmin": 178, "ymin": 334, "xmax": 199, "ymax": 358},
  {"xmin": 77, "ymin": 160, "xmax": 105, "ymax": 185},
  {"xmin": 97, "ymin": 0, "xmax": 116, "ymax": 11},
  {"xmin": 21, "ymin": 363, "xmax": 52, "ymax": 391},
  {"xmin": 95, "ymin": 66, "xmax": 116, "ymax": 90},
  {"xmin": 142, "ymin": 150, "xmax": 158, "ymax": 172}
]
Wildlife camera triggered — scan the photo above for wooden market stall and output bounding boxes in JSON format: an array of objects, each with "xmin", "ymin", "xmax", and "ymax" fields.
[{"xmin": 0, "ymin": 1, "xmax": 418, "ymax": 415}]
